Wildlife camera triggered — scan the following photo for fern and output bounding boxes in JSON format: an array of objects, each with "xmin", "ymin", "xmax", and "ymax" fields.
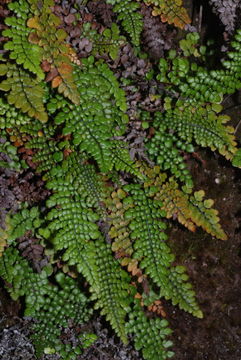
[
  {"xmin": 3, "ymin": 0, "xmax": 44, "ymax": 79},
  {"xmin": 0, "ymin": 97, "xmax": 33, "ymax": 130},
  {"xmin": 25, "ymin": 123, "xmax": 66, "ymax": 174},
  {"xmin": 53, "ymin": 58, "xmax": 139, "ymax": 175},
  {"xmin": 38, "ymin": 153, "xmax": 132, "ymax": 343},
  {"xmin": 1, "ymin": 2, "xmax": 241, "ymax": 359},
  {"xmin": 126, "ymin": 299, "xmax": 174, "ymax": 360},
  {"xmin": 89, "ymin": 237, "xmax": 132, "ymax": 343},
  {"xmin": 143, "ymin": 0, "xmax": 191, "ymax": 29},
  {"xmin": 154, "ymin": 102, "xmax": 237, "ymax": 161},
  {"xmin": 146, "ymin": 123, "xmax": 194, "ymax": 185},
  {"xmin": 4, "ymin": 206, "xmax": 43, "ymax": 244},
  {"xmin": 107, "ymin": 0, "xmax": 143, "ymax": 46},
  {"xmin": 143, "ymin": 166, "xmax": 227, "ymax": 240},
  {"xmin": 81, "ymin": 22, "xmax": 126, "ymax": 60},
  {"xmin": 0, "ymin": 247, "xmax": 92, "ymax": 358},
  {"xmin": 0, "ymin": 62, "xmax": 48, "ymax": 122},
  {"xmin": 119, "ymin": 183, "xmax": 202, "ymax": 317},
  {"xmin": 26, "ymin": 0, "xmax": 80, "ymax": 105}
]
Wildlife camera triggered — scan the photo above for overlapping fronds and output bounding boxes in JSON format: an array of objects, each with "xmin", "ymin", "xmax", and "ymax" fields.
[{"xmin": 0, "ymin": 247, "xmax": 91, "ymax": 358}]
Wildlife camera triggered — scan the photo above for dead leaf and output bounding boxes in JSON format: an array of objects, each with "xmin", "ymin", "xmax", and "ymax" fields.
[{"xmin": 51, "ymin": 75, "xmax": 62, "ymax": 88}]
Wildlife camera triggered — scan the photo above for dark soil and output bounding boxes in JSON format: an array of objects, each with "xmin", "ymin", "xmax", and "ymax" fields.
[{"xmin": 167, "ymin": 149, "xmax": 241, "ymax": 360}]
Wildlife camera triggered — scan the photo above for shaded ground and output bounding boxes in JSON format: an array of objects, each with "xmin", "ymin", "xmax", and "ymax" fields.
[{"xmin": 167, "ymin": 148, "xmax": 241, "ymax": 360}]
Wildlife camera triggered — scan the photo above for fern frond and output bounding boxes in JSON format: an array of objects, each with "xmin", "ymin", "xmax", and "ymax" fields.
[
  {"xmin": 149, "ymin": 173, "xmax": 227, "ymax": 240},
  {"xmin": 158, "ymin": 103, "xmax": 236, "ymax": 161},
  {"xmin": 126, "ymin": 299, "xmax": 174, "ymax": 360},
  {"xmin": 5, "ymin": 207, "xmax": 43, "ymax": 244},
  {"xmin": 36, "ymin": 151, "xmax": 132, "ymax": 343},
  {"xmin": 44, "ymin": 159, "xmax": 101, "ymax": 265},
  {"xmin": 90, "ymin": 237, "xmax": 132, "ymax": 343},
  {"xmin": 107, "ymin": 0, "xmax": 143, "ymax": 46},
  {"xmin": 154, "ymin": 177, "xmax": 197, "ymax": 232},
  {"xmin": 146, "ymin": 122, "xmax": 194, "ymax": 186},
  {"xmin": 158, "ymin": 31, "xmax": 241, "ymax": 104},
  {"xmin": 189, "ymin": 190, "xmax": 227, "ymax": 240},
  {"xmin": 81, "ymin": 22, "xmax": 126, "ymax": 60},
  {"xmin": 0, "ymin": 97, "xmax": 33, "ymax": 130},
  {"xmin": 26, "ymin": 0, "xmax": 80, "ymax": 105},
  {"xmin": 143, "ymin": 0, "xmax": 191, "ymax": 29},
  {"xmin": 54, "ymin": 59, "xmax": 138, "ymax": 174},
  {"xmin": 0, "ymin": 247, "xmax": 49, "ymax": 304},
  {"xmin": 31, "ymin": 272, "xmax": 91, "ymax": 358},
  {"xmin": 122, "ymin": 183, "xmax": 201, "ymax": 317},
  {"xmin": 25, "ymin": 123, "xmax": 65, "ymax": 174},
  {"xmin": 106, "ymin": 189, "xmax": 134, "ymax": 260},
  {"xmin": 0, "ymin": 247, "xmax": 91, "ymax": 358},
  {"xmin": 0, "ymin": 62, "xmax": 47, "ymax": 122},
  {"xmin": 3, "ymin": 0, "xmax": 44, "ymax": 79}
]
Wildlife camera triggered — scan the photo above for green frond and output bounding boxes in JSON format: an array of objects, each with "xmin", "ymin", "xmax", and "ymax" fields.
[
  {"xmin": 81, "ymin": 22, "xmax": 126, "ymax": 60},
  {"xmin": 0, "ymin": 247, "xmax": 49, "ymax": 304},
  {"xmin": 107, "ymin": 0, "xmax": 143, "ymax": 46},
  {"xmin": 158, "ymin": 30, "xmax": 241, "ymax": 103},
  {"xmin": 126, "ymin": 299, "xmax": 174, "ymax": 360},
  {"xmin": 43, "ymin": 157, "xmax": 101, "ymax": 264},
  {"xmin": 0, "ymin": 248, "xmax": 91, "ymax": 359},
  {"xmin": 25, "ymin": 124, "xmax": 65, "ymax": 174},
  {"xmin": 90, "ymin": 237, "xmax": 132, "ymax": 343},
  {"xmin": 4, "ymin": 206, "xmax": 43, "ymax": 244},
  {"xmin": 3, "ymin": 0, "xmax": 44, "ymax": 79},
  {"xmin": 154, "ymin": 102, "xmax": 237, "ymax": 161},
  {"xmin": 146, "ymin": 122, "xmax": 194, "ymax": 185},
  {"xmin": 0, "ymin": 97, "xmax": 33, "ymax": 130},
  {"xmin": 54, "ymin": 60, "xmax": 136, "ymax": 174},
  {"xmin": 122, "ymin": 184, "xmax": 201, "ymax": 317},
  {"xmin": 0, "ymin": 62, "xmax": 48, "ymax": 122},
  {"xmin": 31, "ymin": 272, "xmax": 91, "ymax": 358}
]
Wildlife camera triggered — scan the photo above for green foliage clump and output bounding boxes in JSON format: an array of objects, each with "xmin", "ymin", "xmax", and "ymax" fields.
[
  {"xmin": 0, "ymin": 136, "xmax": 23, "ymax": 170},
  {"xmin": 146, "ymin": 122, "xmax": 194, "ymax": 185},
  {"xmin": 0, "ymin": 97, "xmax": 32, "ymax": 129},
  {"xmin": 158, "ymin": 30, "xmax": 241, "ymax": 107},
  {"xmin": 0, "ymin": 248, "xmax": 92, "ymax": 359},
  {"xmin": 0, "ymin": 62, "xmax": 47, "ymax": 122},
  {"xmin": 152, "ymin": 100, "xmax": 237, "ymax": 160},
  {"xmin": 3, "ymin": 0, "xmax": 44, "ymax": 79},
  {"xmin": 106, "ymin": 0, "xmax": 143, "ymax": 46},
  {"xmin": 5, "ymin": 206, "xmax": 43, "ymax": 243},
  {"xmin": 121, "ymin": 184, "xmax": 202, "ymax": 317},
  {"xmin": 81, "ymin": 22, "xmax": 126, "ymax": 60},
  {"xmin": 126, "ymin": 299, "xmax": 174, "ymax": 360}
]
